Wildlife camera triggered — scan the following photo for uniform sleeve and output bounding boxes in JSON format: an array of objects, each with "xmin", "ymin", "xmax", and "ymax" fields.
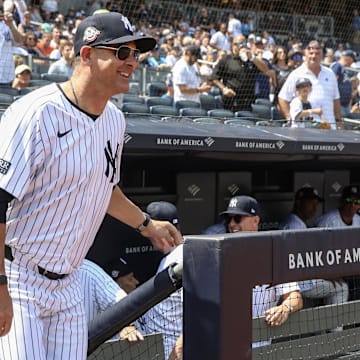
[
  {"xmin": 275, "ymin": 282, "xmax": 300, "ymax": 296},
  {"xmin": 0, "ymin": 104, "xmax": 44, "ymax": 200}
]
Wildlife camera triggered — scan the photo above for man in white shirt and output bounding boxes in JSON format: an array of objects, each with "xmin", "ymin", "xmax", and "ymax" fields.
[
  {"xmin": 227, "ymin": 14, "xmax": 242, "ymax": 40},
  {"xmin": 172, "ymin": 45, "xmax": 211, "ymax": 104},
  {"xmin": 278, "ymin": 40, "xmax": 342, "ymax": 129}
]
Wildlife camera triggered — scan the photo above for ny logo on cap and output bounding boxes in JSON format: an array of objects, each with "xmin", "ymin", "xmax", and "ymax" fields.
[
  {"xmin": 228, "ymin": 197, "xmax": 238, "ymax": 208},
  {"xmin": 83, "ymin": 26, "xmax": 101, "ymax": 43},
  {"xmin": 121, "ymin": 15, "xmax": 132, "ymax": 32}
]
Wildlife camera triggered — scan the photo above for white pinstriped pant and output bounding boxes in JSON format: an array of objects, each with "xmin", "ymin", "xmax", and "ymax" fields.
[{"xmin": 0, "ymin": 257, "xmax": 87, "ymax": 360}]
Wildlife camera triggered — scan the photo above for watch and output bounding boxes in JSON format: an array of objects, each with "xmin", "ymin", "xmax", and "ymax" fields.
[
  {"xmin": 135, "ymin": 213, "xmax": 151, "ymax": 233},
  {"xmin": 0, "ymin": 275, "xmax": 8, "ymax": 285}
]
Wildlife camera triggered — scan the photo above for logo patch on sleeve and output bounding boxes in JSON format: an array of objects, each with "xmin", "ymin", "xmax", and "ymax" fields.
[{"xmin": 0, "ymin": 159, "xmax": 11, "ymax": 175}]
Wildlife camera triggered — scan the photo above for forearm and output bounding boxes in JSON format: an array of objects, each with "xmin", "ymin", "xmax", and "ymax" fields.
[
  {"xmin": 107, "ymin": 186, "xmax": 146, "ymax": 231},
  {"xmin": 334, "ymin": 99, "xmax": 342, "ymax": 121},
  {"xmin": 281, "ymin": 291, "xmax": 303, "ymax": 313},
  {"xmin": 8, "ymin": 21, "xmax": 24, "ymax": 44},
  {"xmin": 278, "ymin": 98, "xmax": 290, "ymax": 120},
  {"xmin": 252, "ymin": 57, "xmax": 269, "ymax": 74},
  {"xmin": 178, "ymin": 85, "xmax": 200, "ymax": 94}
]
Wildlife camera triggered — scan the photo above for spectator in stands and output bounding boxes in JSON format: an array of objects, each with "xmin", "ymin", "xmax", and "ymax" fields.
[
  {"xmin": 210, "ymin": 35, "xmax": 271, "ymax": 112},
  {"xmin": 138, "ymin": 201, "xmax": 183, "ymax": 359},
  {"xmin": 287, "ymin": 47, "xmax": 304, "ymax": 69},
  {"xmin": 17, "ymin": 10, "xmax": 38, "ymax": 35},
  {"xmin": 104, "ymin": 257, "xmax": 140, "ymax": 294},
  {"xmin": 161, "ymin": 73, "xmax": 174, "ymax": 102},
  {"xmin": 280, "ymin": 186, "xmax": 348, "ymax": 314},
  {"xmin": 278, "ymin": 40, "xmax": 342, "ymax": 129},
  {"xmin": 49, "ymin": 25, "xmax": 62, "ymax": 50},
  {"xmin": 47, "ymin": 39, "xmax": 74, "ymax": 78},
  {"xmin": 0, "ymin": 5, "xmax": 24, "ymax": 87},
  {"xmin": 202, "ymin": 195, "xmax": 303, "ymax": 347},
  {"xmin": 198, "ymin": 7, "xmax": 213, "ymax": 33},
  {"xmin": 12, "ymin": 63, "xmax": 31, "ymax": 90},
  {"xmin": 36, "ymin": 31, "xmax": 55, "ymax": 57},
  {"xmin": 316, "ymin": 185, "xmax": 360, "ymax": 301},
  {"xmin": 227, "ymin": 13, "xmax": 242, "ymax": 40},
  {"xmin": 21, "ymin": 31, "xmax": 42, "ymax": 57},
  {"xmin": 330, "ymin": 50, "xmax": 355, "ymax": 116},
  {"xmin": 272, "ymin": 45, "xmax": 291, "ymax": 107},
  {"xmin": 289, "ymin": 77, "xmax": 329, "ymax": 128},
  {"xmin": 172, "ymin": 45, "xmax": 211, "ymax": 104},
  {"xmin": 241, "ymin": 14, "xmax": 252, "ymax": 37},
  {"xmin": 209, "ymin": 22, "xmax": 230, "ymax": 53},
  {"xmin": 78, "ymin": 259, "xmax": 143, "ymax": 342},
  {"xmin": 323, "ymin": 47, "xmax": 336, "ymax": 66}
]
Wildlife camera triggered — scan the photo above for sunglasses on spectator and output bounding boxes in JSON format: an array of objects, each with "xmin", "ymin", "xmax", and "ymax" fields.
[
  {"xmin": 307, "ymin": 46, "xmax": 321, "ymax": 51},
  {"xmin": 234, "ymin": 41, "xmax": 247, "ymax": 47},
  {"xmin": 291, "ymin": 54, "xmax": 303, "ymax": 61},
  {"xmin": 94, "ymin": 45, "xmax": 140, "ymax": 62},
  {"xmin": 226, "ymin": 214, "xmax": 243, "ymax": 223},
  {"xmin": 345, "ymin": 198, "xmax": 360, "ymax": 204}
]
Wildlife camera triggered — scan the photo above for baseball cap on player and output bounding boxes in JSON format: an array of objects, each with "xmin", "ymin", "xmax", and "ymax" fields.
[
  {"xmin": 104, "ymin": 257, "xmax": 132, "ymax": 280},
  {"xmin": 146, "ymin": 201, "xmax": 179, "ymax": 226},
  {"xmin": 219, "ymin": 196, "xmax": 259, "ymax": 217},
  {"xmin": 73, "ymin": 12, "xmax": 156, "ymax": 56},
  {"xmin": 342, "ymin": 185, "xmax": 360, "ymax": 200},
  {"xmin": 295, "ymin": 186, "xmax": 323, "ymax": 202}
]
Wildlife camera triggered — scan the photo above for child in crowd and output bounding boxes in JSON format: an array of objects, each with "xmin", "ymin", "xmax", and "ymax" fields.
[{"xmin": 289, "ymin": 77, "xmax": 326, "ymax": 128}]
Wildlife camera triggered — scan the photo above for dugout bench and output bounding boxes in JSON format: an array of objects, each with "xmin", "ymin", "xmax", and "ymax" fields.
[{"xmin": 253, "ymin": 299, "xmax": 360, "ymax": 359}]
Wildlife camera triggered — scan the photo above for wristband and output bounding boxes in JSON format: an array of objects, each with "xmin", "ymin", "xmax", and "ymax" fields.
[
  {"xmin": 135, "ymin": 213, "xmax": 151, "ymax": 233},
  {"xmin": 0, "ymin": 275, "xmax": 8, "ymax": 285}
]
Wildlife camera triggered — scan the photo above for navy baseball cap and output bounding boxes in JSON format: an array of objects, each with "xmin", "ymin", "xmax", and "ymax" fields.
[
  {"xmin": 342, "ymin": 185, "xmax": 360, "ymax": 199},
  {"xmin": 295, "ymin": 186, "xmax": 323, "ymax": 201},
  {"xmin": 146, "ymin": 201, "xmax": 179, "ymax": 226},
  {"xmin": 74, "ymin": 12, "xmax": 156, "ymax": 56},
  {"xmin": 105, "ymin": 257, "xmax": 132, "ymax": 279},
  {"xmin": 219, "ymin": 196, "xmax": 259, "ymax": 217},
  {"xmin": 296, "ymin": 77, "xmax": 312, "ymax": 88}
]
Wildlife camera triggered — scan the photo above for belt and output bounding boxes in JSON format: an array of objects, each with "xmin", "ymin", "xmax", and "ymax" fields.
[{"xmin": 5, "ymin": 245, "xmax": 67, "ymax": 280}]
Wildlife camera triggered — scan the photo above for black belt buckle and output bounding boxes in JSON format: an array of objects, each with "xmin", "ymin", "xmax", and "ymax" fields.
[
  {"xmin": 38, "ymin": 267, "xmax": 66, "ymax": 280},
  {"xmin": 5, "ymin": 245, "xmax": 66, "ymax": 280}
]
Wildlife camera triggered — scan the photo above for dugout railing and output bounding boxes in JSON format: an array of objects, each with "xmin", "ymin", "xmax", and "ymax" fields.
[{"xmin": 183, "ymin": 227, "xmax": 360, "ymax": 360}]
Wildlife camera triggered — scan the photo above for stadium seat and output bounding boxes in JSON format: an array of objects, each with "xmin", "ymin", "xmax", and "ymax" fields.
[
  {"xmin": 207, "ymin": 109, "xmax": 234, "ymax": 119},
  {"xmin": 122, "ymin": 94, "xmax": 145, "ymax": 104},
  {"xmin": 28, "ymin": 79, "xmax": 52, "ymax": 88},
  {"xmin": 0, "ymin": 93, "xmax": 14, "ymax": 109},
  {"xmin": 174, "ymin": 100, "xmax": 201, "ymax": 111},
  {"xmin": 251, "ymin": 103, "xmax": 271, "ymax": 119},
  {"xmin": 128, "ymin": 82, "xmax": 141, "ymax": 95},
  {"xmin": 149, "ymin": 105, "xmax": 178, "ymax": 116},
  {"xmin": 0, "ymin": 87, "xmax": 19, "ymax": 96},
  {"xmin": 235, "ymin": 110, "xmax": 258, "ymax": 118},
  {"xmin": 179, "ymin": 107, "xmax": 207, "ymax": 117},
  {"xmin": 121, "ymin": 103, "xmax": 149, "ymax": 117},
  {"xmin": 145, "ymin": 96, "xmax": 173, "ymax": 108},
  {"xmin": 199, "ymin": 94, "xmax": 216, "ymax": 111},
  {"xmin": 146, "ymin": 82, "xmax": 167, "ymax": 97},
  {"xmin": 254, "ymin": 98, "xmax": 272, "ymax": 106},
  {"xmin": 41, "ymin": 73, "xmax": 69, "ymax": 82}
]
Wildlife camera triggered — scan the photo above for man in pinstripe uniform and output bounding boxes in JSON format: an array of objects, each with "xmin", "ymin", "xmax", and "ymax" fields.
[
  {"xmin": 0, "ymin": 12, "xmax": 181, "ymax": 360},
  {"xmin": 78, "ymin": 259, "xmax": 142, "ymax": 342}
]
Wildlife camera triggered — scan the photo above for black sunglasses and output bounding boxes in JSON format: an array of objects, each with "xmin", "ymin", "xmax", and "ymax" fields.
[
  {"xmin": 94, "ymin": 45, "xmax": 140, "ymax": 62},
  {"xmin": 226, "ymin": 214, "xmax": 242, "ymax": 224},
  {"xmin": 345, "ymin": 198, "xmax": 360, "ymax": 205}
]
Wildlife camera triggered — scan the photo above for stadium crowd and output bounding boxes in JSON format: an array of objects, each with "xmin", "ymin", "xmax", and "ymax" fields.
[{"xmin": 2, "ymin": 1, "xmax": 360, "ymax": 127}]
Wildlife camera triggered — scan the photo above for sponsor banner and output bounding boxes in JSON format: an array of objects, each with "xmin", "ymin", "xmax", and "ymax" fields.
[{"xmin": 272, "ymin": 227, "xmax": 360, "ymax": 283}]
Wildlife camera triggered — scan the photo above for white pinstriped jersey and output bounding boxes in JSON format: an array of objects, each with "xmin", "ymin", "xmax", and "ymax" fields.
[
  {"xmin": 316, "ymin": 209, "xmax": 360, "ymax": 228},
  {"xmin": 0, "ymin": 22, "xmax": 15, "ymax": 83},
  {"xmin": 279, "ymin": 213, "xmax": 307, "ymax": 230},
  {"xmin": 78, "ymin": 259, "xmax": 127, "ymax": 323},
  {"xmin": 138, "ymin": 244, "xmax": 183, "ymax": 359},
  {"xmin": 0, "ymin": 83, "xmax": 125, "ymax": 274}
]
